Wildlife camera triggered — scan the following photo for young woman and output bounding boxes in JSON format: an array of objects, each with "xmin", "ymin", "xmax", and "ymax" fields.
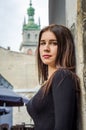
[{"xmin": 26, "ymin": 24, "xmax": 81, "ymax": 130}]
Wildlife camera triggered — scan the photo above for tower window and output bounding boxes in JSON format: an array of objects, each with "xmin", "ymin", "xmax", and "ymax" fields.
[
  {"xmin": 35, "ymin": 34, "xmax": 37, "ymax": 39},
  {"xmin": 27, "ymin": 49, "xmax": 32, "ymax": 55},
  {"xmin": 28, "ymin": 33, "xmax": 30, "ymax": 39}
]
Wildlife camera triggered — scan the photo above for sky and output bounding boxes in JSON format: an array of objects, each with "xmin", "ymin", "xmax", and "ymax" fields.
[{"xmin": 0, "ymin": 0, "xmax": 49, "ymax": 51}]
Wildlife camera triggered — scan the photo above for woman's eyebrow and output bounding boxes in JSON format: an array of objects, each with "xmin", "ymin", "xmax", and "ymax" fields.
[
  {"xmin": 49, "ymin": 39, "xmax": 57, "ymax": 41},
  {"xmin": 40, "ymin": 39, "xmax": 57, "ymax": 41}
]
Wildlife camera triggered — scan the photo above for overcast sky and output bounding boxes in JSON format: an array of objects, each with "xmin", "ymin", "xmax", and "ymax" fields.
[{"xmin": 0, "ymin": 0, "xmax": 48, "ymax": 51}]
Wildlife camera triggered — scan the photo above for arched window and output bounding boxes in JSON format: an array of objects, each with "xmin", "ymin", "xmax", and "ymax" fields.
[
  {"xmin": 27, "ymin": 49, "xmax": 32, "ymax": 55},
  {"xmin": 35, "ymin": 34, "xmax": 37, "ymax": 39},
  {"xmin": 28, "ymin": 33, "xmax": 30, "ymax": 39}
]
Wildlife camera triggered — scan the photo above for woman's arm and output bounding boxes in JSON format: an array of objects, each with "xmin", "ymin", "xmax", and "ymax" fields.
[{"xmin": 52, "ymin": 74, "xmax": 76, "ymax": 130}]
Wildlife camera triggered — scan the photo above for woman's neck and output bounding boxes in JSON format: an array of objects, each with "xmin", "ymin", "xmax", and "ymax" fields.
[{"xmin": 48, "ymin": 66, "xmax": 57, "ymax": 79}]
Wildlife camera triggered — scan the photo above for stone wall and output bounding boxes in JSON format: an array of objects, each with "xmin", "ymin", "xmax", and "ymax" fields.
[
  {"xmin": 82, "ymin": 0, "xmax": 86, "ymax": 129},
  {"xmin": 0, "ymin": 47, "xmax": 38, "ymax": 90}
]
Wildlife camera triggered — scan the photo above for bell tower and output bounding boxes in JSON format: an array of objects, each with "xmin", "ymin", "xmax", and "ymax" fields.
[{"xmin": 20, "ymin": 0, "xmax": 41, "ymax": 55}]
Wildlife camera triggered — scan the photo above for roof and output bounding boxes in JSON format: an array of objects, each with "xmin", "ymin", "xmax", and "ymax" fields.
[{"xmin": 0, "ymin": 74, "xmax": 13, "ymax": 89}]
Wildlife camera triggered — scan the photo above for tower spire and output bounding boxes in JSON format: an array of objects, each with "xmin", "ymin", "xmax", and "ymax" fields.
[
  {"xmin": 38, "ymin": 17, "xmax": 41, "ymax": 27},
  {"xmin": 22, "ymin": 0, "xmax": 40, "ymax": 30},
  {"xmin": 23, "ymin": 16, "xmax": 26, "ymax": 25},
  {"xmin": 27, "ymin": 0, "xmax": 35, "ymax": 23},
  {"xmin": 30, "ymin": 0, "xmax": 32, "ymax": 6},
  {"xmin": 20, "ymin": 0, "xmax": 40, "ymax": 53}
]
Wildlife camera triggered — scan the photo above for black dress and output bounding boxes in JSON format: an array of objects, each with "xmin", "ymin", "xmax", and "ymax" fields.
[{"xmin": 26, "ymin": 69, "xmax": 78, "ymax": 130}]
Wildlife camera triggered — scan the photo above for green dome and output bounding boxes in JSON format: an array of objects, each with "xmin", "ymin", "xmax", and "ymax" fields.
[
  {"xmin": 27, "ymin": 6, "xmax": 35, "ymax": 16},
  {"xmin": 22, "ymin": 0, "xmax": 41, "ymax": 31},
  {"xmin": 23, "ymin": 22, "xmax": 40, "ymax": 30}
]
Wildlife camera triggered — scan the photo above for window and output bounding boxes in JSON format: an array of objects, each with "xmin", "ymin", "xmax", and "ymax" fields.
[
  {"xmin": 28, "ymin": 33, "xmax": 30, "ymax": 39},
  {"xmin": 27, "ymin": 49, "xmax": 32, "ymax": 55},
  {"xmin": 35, "ymin": 34, "xmax": 37, "ymax": 39}
]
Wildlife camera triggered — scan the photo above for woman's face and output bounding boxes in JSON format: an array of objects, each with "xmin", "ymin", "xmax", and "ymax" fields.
[{"xmin": 39, "ymin": 31, "xmax": 58, "ymax": 68}]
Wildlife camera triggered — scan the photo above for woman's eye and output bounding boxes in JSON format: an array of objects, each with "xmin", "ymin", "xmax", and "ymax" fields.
[
  {"xmin": 50, "ymin": 41, "xmax": 57, "ymax": 45},
  {"xmin": 40, "ymin": 42, "xmax": 45, "ymax": 45}
]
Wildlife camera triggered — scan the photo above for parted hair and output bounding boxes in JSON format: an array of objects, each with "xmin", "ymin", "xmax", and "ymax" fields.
[
  {"xmin": 37, "ymin": 24, "xmax": 76, "ymax": 84},
  {"xmin": 36, "ymin": 24, "xmax": 81, "ymax": 129}
]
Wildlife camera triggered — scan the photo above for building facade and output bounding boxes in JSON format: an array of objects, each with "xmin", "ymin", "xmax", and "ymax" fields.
[{"xmin": 0, "ymin": 47, "xmax": 39, "ymax": 126}]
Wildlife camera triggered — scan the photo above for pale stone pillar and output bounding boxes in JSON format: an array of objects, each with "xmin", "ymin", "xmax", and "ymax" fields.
[
  {"xmin": 49, "ymin": 0, "xmax": 66, "ymax": 25},
  {"xmin": 76, "ymin": 0, "xmax": 86, "ymax": 130}
]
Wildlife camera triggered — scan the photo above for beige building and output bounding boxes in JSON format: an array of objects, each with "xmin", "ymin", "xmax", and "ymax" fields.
[
  {"xmin": 0, "ymin": 47, "xmax": 39, "ymax": 125},
  {"xmin": 0, "ymin": 47, "xmax": 38, "ymax": 90}
]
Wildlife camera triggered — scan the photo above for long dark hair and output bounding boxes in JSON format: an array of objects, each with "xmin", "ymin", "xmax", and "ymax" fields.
[
  {"xmin": 36, "ymin": 24, "xmax": 81, "ymax": 129},
  {"xmin": 37, "ymin": 24, "xmax": 76, "ymax": 84}
]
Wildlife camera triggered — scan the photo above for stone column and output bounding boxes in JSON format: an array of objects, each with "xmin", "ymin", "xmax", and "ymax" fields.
[
  {"xmin": 76, "ymin": 0, "xmax": 86, "ymax": 130},
  {"xmin": 49, "ymin": 0, "xmax": 66, "ymax": 25}
]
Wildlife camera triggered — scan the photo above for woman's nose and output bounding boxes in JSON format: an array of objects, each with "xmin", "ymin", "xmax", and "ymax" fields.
[{"xmin": 44, "ymin": 43, "xmax": 50, "ymax": 51}]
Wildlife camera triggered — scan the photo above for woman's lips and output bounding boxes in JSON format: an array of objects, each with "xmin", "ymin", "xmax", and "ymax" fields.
[{"xmin": 42, "ymin": 55, "xmax": 52, "ymax": 59}]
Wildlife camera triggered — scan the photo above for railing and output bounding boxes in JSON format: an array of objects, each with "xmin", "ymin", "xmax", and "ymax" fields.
[
  {"xmin": 0, "ymin": 123, "xmax": 9, "ymax": 130},
  {"xmin": 11, "ymin": 124, "xmax": 34, "ymax": 130}
]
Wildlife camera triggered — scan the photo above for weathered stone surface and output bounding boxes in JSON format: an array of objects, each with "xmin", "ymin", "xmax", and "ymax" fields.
[
  {"xmin": 83, "ymin": 21, "xmax": 86, "ymax": 64},
  {"xmin": 82, "ymin": 0, "xmax": 86, "ymax": 12},
  {"xmin": 83, "ymin": 67, "xmax": 86, "ymax": 90}
]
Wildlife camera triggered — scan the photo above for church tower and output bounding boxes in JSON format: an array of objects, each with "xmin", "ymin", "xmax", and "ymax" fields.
[{"xmin": 20, "ymin": 0, "xmax": 41, "ymax": 55}]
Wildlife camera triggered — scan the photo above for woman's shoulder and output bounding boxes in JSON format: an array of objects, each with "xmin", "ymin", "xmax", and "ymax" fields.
[
  {"xmin": 52, "ymin": 68, "xmax": 77, "ymax": 90},
  {"xmin": 54, "ymin": 68, "xmax": 73, "ymax": 79},
  {"xmin": 52, "ymin": 68, "xmax": 77, "ymax": 85}
]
